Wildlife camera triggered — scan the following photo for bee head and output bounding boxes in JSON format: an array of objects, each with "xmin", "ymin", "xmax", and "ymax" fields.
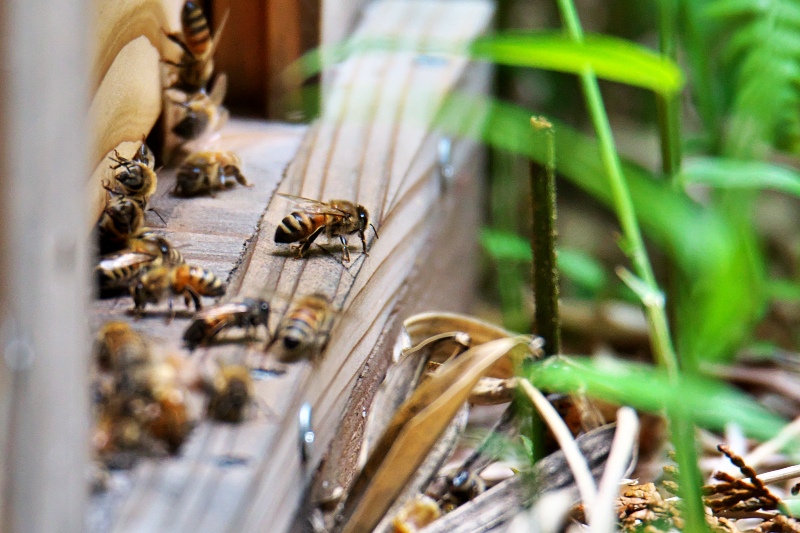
[
  {"xmin": 116, "ymin": 165, "xmax": 144, "ymax": 188},
  {"xmin": 173, "ymin": 110, "xmax": 210, "ymax": 140},
  {"xmin": 356, "ymin": 205, "xmax": 369, "ymax": 231},
  {"xmin": 109, "ymin": 199, "xmax": 138, "ymax": 223}
]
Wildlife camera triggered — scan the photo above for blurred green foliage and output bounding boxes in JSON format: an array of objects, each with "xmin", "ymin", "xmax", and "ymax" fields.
[{"xmin": 528, "ymin": 355, "xmax": 786, "ymax": 441}]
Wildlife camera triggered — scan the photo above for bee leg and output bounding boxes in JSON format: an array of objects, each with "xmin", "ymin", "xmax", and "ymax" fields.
[
  {"xmin": 185, "ymin": 287, "xmax": 203, "ymax": 311},
  {"xmin": 298, "ymin": 226, "xmax": 325, "ymax": 259},
  {"xmin": 359, "ymin": 230, "xmax": 368, "ymax": 257},
  {"xmin": 339, "ymin": 235, "xmax": 351, "ymax": 263},
  {"xmin": 166, "ymin": 297, "xmax": 175, "ymax": 325},
  {"xmin": 226, "ymin": 165, "xmax": 252, "ymax": 188}
]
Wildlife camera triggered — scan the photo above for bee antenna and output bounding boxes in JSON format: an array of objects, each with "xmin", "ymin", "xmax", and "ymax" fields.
[
  {"xmin": 102, "ymin": 182, "xmax": 122, "ymax": 196},
  {"xmin": 369, "ymin": 223, "xmax": 379, "ymax": 239},
  {"xmin": 148, "ymin": 207, "xmax": 167, "ymax": 226}
]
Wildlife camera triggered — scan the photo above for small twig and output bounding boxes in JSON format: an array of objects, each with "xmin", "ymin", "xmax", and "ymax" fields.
[
  {"xmin": 590, "ymin": 407, "xmax": 639, "ymax": 533},
  {"xmin": 518, "ymin": 378, "xmax": 596, "ymax": 515},
  {"xmin": 758, "ymin": 465, "xmax": 800, "ymax": 486},
  {"xmin": 529, "ymin": 116, "xmax": 560, "ymax": 357}
]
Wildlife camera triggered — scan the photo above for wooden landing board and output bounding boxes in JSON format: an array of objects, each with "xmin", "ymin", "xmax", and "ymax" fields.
[{"xmin": 90, "ymin": 1, "xmax": 494, "ymax": 532}]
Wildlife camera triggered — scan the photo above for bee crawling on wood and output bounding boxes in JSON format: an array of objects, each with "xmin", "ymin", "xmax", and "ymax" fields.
[
  {"xmin": 131, "ymin": 263, "xmax": 225, "ymax": 315},
  {"xmin": 274, "ymin": 194, "xmax": 379, "ymax": 262},
  {"xmin": 96, "ymin": 230, "xmax": 184, "ymax": 291},
  {"xmin": 97, "ymin": 194, "xmax": 145, "ymax": 254},
  {"xmin": 92, "ymin": 324, "xmax": 195, "ymax": 461},
  {"xmin": 108, "ymin": 143, "xmax": 157, "ymax": 206},
  {"xmin": 266, "ymin": 293, "xmax": 334, "ymax": 363},
  {"xmin": 164, "ymin": 0, "xmax": 228, "ymax": 93},
  {"xmin": 172, "ymin": 150, "xmax": 248, "ymax": 197},
  {"xmin": 94, "ymin": 321, "xmax": 151, "ymax": 386},
  {"xmin": 183, "ymin": 297, "xmax": 271, "ymax": 351},
  {"xmin": 170, "ymin": 74, "xmax": 229, "ymax": 141},
  {"xmin": 204, "ymin": 364, "xmax": 254, "ymax": 423}
]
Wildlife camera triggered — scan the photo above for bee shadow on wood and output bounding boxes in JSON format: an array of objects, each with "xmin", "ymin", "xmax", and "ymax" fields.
[{"xmin": 126, "ymin": 309, "xmax": 196, "ymax": 320}]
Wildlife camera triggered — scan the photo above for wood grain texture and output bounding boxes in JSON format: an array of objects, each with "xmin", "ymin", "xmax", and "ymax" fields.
[
  {"xmin": 90, "ymin": 36, "xmax": 163, "ymax": 169},
  {"xmin": 91, "ymin": 0, "xmax": 182, "ymax": 90},
  {"xmin": 89, "ymin": 2, "xmax": 493, "ymax": 532}
]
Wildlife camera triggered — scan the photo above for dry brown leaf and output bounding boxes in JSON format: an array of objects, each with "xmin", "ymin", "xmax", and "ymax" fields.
[
  {"xmin": 360, "ymin": 332, "xmax": 471, "ymax": 470},
  {"xmin": 402, "ymin": 313, "xmax": 536, "ymax": 379},
  {"xmin": 339, "ymin": 336, "xmax": 535, "ymax": 533}
]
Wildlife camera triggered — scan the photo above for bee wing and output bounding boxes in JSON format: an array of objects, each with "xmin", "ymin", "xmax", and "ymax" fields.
[
  {"xmin": 209, "ymin": 73, "xmax": 227, "ymax": 106},
  {"xmin": 97, "ymin": 251, "xmax": 156, "ymax": 270},
  {"xmin": 276, "ymin": 194, "xmax": 349, "ymax": 217},
  {"xmin": 195, "ymin": 301, "xmax": 249, "ymax": 319}
]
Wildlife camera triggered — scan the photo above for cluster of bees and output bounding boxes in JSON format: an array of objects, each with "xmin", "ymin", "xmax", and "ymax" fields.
[
  {"xmin": 92, "ymin": 321, "xmax": 255, "ymax": 470},
  {"xmin": 92, "ymin": 0, "xmax": 380, "ymax": 466}
]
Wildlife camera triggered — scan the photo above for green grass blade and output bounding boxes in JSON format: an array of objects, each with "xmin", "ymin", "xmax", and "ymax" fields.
[
  {"xmin": 436, "ymin": 92, "xmax": 765, "ymax": 364},
  {"xmin": 470, "ymin": 33, "xmax": 684, "ymax": 96},
  {"xmin": 529, "ymin": 356, "xmax": 786, "ymax": 441},
  {"xmin": 682, "ymin": 157, "xmax": 800, "ymax": 197},
  {"xmin": 288, "ymin": 32, "xmax": 684, "ymax": 98}
]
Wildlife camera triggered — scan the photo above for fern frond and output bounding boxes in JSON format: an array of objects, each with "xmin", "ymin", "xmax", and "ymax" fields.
[{"xmin": 706, "ymin": 0, "xmax": 800, "ymax": 156}]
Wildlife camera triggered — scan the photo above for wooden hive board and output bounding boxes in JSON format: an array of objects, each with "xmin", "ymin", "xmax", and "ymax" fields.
[{"xmin": 89, "ymin": 1, "xmax": 494, "ymax": 532}]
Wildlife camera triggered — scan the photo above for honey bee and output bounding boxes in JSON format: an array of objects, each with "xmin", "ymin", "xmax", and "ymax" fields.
[
  {"xmin": 145, "ymin": 358, "xmax": 192, "ymax": 453},
  {"xmin": 183, "ymin": 298, "xmax": 270, "ymax": 351},
  {"xmin": 274, "ymin": 194, "xmax": 378, "ymax": 262},
  {"xmin": 171, "ymin": 73, "xmax": 228, "ymax": 141},
  {"xmin": 173, "ymin": 150, "xmax": 249, "ymax": 197},
  {"xmin": 108, "ymin": 144, "xmax": 157, "ymax": 205},
  {"xmin": 94, "ymin": 357, "xmax": 193, "ymax": 458},
  {"xmin": 96, "ymin": 230, "xmax": 184, "ymax": 290},
  {"xmin": 129, "ymin": 229, "xmax": 185, "ymax": 266},
  {"xmin": 205, "ymin": 364, "xmax": 253, "ymax": 423},
  {"xmin": 97, "ymin": 195, "xmax": 145, "ymax": 253},
  {"xmin": 164, "ymin": 1, "xmax": 229, "ymax": 93},
  {"xmin": 268, "ymin": 293, "xmax": 334, "ymax": 363},
  {"xmin": 131, "ymin": 263, "xmax": 226, "ymax": 314},
  {"xmin": 95, "ymin": 321, "xmax": 150, "ymax": 375}
]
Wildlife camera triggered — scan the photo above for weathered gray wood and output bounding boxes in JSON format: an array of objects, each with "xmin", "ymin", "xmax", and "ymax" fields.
[
  {"xmin": 0, "ymin": 0, "xmax": 90, "ymax": 532},
  {"xmin": 89, "ymin": 2, "xmax": 493, "ymax": 532}
]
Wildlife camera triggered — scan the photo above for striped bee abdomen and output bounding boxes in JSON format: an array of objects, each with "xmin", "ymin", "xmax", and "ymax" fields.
[
  {"xmin": 173, "ymin": 264, "xmax": 226, "ymax": 296},
  {"xmin": 182, "ymin": 1, "xmax": 211, "ymax": 55},
  {"xmin": 274, "ymin": 211, "xmax": 322, "ymax": 243}
]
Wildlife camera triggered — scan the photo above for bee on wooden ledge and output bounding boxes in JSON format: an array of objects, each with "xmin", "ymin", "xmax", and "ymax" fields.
[
  {"xmin": 131, "ymin": 263, "xmax": 226, "ymax": 316},
  {"xmin": 172, "ymin": 150, "xmax": 249, "ymax": 197},
  {"xmin": 96, "ymin": 229, "xmax": 184, "ymax": 292},
  {"xmin": 108, "ymin": 142, "xmax": 158, "ymax": 206},
  {"xmin": 274, "ymin": 194, "xmax": 379, "ymax": 262},
  {"xmin": 264, "ymin": 292, "xmax": 335, "ymax": 364},
  {"xmin": 183, "ymin": 297, "xmax": 271, "ymax": 351},
  {"xmin": 169, "ymin": 74, "xmax": 229, "ymax": 142}
]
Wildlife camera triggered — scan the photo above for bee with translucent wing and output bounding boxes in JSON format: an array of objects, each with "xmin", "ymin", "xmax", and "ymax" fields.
[{"xmin": 274, "ymin": 194, "xmax": 378, "ymax": 262}]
